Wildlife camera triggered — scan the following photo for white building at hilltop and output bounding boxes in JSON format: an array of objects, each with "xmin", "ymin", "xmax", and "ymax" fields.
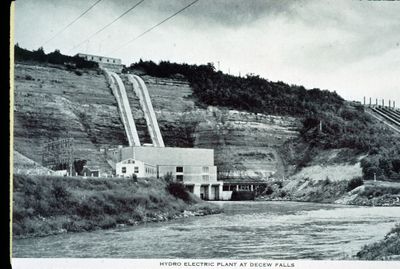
[{"xmin": 76, "ymin": 53, "xmax": 123, "ymax": 72}]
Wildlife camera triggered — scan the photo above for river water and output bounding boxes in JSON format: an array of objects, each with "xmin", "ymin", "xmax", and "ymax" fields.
[{"xmin": 13, "ymin": 201, "xmax": 400, "ymax": 259}]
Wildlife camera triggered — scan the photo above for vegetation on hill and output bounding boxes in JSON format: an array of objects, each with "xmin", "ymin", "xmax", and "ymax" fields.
[
  {"xmin": 12, "ymin": 174, "xmax": 221, "ymax": 238},
  {"xmin": 356, "ymin": 223, "xmax": 400, "ymax": 260},
  {"xmin": 128, "ymin": 60, "xmax": 344, "ymax": 116},
  {"xmin": 128, "ymin": 60, "xmax": 400, "ymax": 181},
  {"xmin": 14, "ymin": 44, "xmax": 98, "ymax": 69},
  {"xmin": 12, "ymin": 46, "xmax": 400, "ymax": 181}
]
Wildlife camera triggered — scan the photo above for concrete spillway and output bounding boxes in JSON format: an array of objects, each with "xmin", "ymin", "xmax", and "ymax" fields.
[
  {"xmin": 104, "ymin": 70, "xmax": 141, "ymax": 146},
  {"xmin": 128, "ymin": 74, "xmax": 165, "ymax": 147}
]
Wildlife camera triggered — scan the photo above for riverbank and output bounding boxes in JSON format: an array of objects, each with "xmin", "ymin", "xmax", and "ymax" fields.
[
  {"xmin": 356, "ymin": 223, "xmax": 400, "ymax": 260},
  {"xmin": 12, "ymin": 174, "xmax": 222, "ymax": 239},
  {"xmin": 255, "ymin": 178, "xmax": 400, "ymax": 206}
]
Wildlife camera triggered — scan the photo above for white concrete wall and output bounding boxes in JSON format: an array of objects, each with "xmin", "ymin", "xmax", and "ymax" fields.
[
  {"xmin": 128, "ymin": 75, "xmax": 165, "ymax": 147},
  {"xmin": 116, "ymin": 159, "xmax": 156, "ymax": 178},
  {"xmin": 221, "ymin": 191, "xmax": 233, "ymax": 200},
  {"xmin": 77, "ymin": 53, "xmax": 122, "ymax": 64},
  {"xmin": 120, "ymin": 146, "xmax": 215, "ymax": 166},
  {"xmin": 158, "ymin": 165, "xmax": 217, "ymax": 183},
  {"xmin": 104, "ymin": 71, "xmax": 141, "ymax": 146}
]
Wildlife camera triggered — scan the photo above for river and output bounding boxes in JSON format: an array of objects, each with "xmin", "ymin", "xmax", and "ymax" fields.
[{"xmin": 13, "ymin": 201, "xmax": 400, "ymax": 259}]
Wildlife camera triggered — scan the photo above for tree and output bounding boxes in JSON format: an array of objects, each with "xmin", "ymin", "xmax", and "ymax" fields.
[{"xmin": 73, "ymin": 160, "xmax": 87, "ymax": 176}]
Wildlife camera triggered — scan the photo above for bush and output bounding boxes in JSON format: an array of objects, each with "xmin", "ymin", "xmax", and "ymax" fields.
[
  {"xmin": 347, "ymin": 177, "xmax": 364, "ymax": 191},
  {"xmin": 167, "ymin": 182, "xmax": 191, "ymax": 202},
  {"xmin": 264, "ymin": 186, "xmax": 274, "ymax": 195},
  {"xmin": 163, "ymin": 172, "xmax": 174, "ymax": 183}
]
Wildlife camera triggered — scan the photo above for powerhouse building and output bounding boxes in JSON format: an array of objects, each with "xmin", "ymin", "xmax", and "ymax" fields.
[{"xmin": 115, "ymin": 146, "xmax": 222, "ymax": 200}]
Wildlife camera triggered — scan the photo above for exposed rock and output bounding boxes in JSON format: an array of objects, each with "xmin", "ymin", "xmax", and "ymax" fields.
[{"xmin": 14, "ymin": 63, "xmax": 300, "ymax": 180}]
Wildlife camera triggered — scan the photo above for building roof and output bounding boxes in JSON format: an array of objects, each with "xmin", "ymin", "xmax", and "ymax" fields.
[
  {"xmin": 76, "ymin": 53, "xmax": 121, "ymax": 62},
  {"xmin": 121, "ymin": 146, "xmax": 215, "ymax": 166}
]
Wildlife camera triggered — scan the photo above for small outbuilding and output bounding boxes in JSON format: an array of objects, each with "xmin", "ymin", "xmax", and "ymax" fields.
[{"xmin": 115, "ymin": 158, "xmax": 157, "ymax": 178}]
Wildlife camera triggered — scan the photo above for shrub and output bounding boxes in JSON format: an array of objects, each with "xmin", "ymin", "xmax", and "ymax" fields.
[
  {"xmin": 347, "ymin": 177, "xmax": 364, "ymax": 192},
  {"xmin": 264, "ymin": 186, "xmax": 274, "ymax": 195},
  {"xmin": 163, "ymin": 172, "xmax": 174, "ymax": 183},
  {"xmin": 323, "ymin": 177, "xmax": 331, "ymax": 186},
  {"xmin": 167, "ymin": 182, "xmax": 191, "ymax": 202}
]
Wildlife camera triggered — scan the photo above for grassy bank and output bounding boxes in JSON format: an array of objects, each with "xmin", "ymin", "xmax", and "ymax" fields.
[
  {"xmin": 356, "ymin": 223, "xmax": 400, "ymax": 260},
  {"xmin": 12, "ymin": 174, "xmax": 222, "ymax": 238},
  {"xmin": 256, "ymin": 178, "xmax": 400, "ymax": 206}
]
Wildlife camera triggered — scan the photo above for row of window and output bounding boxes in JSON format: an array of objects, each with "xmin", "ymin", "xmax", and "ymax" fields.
[
  {"xmin": 175, "ymin": 175, "xmax": 209, "ymax": 182},
  {"xmin": 121, "ymin": 166, "xmax": 156, "ymax": 175},
  {"xmin": 145, "ymin": 167, "xmax": 156, "ymax": 175},
  {"xmin": 222, "ymin": 185, "xmax": 252, "ymax": 191},
  {"xmin": 175, "ymin": 166, "xmax": 210, "ymax": 173},
  {"xmin": 85, "ymin": 56, "xmax": 118, "ymax": 64},
  {"xmin": 121, "ymin": 166, "xmax": 139, "ymax": 173}
]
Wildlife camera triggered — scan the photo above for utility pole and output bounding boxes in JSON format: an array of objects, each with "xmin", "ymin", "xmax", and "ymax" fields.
[
  {"xmin": 374, "ymin": 173, "xmax": 376, "ymax": 182},
  {"xmin": 319, "ymin": 121, "xmax": 323, "ymax": 132}
]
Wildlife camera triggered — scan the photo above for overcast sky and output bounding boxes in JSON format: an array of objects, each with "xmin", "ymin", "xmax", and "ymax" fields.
[{"xmin": 14, "ymin": 0, "xmax": 400, "ymax": 106}]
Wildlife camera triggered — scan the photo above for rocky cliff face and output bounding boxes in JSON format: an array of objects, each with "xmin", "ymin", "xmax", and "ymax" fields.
[{"xmin": 14, "ymin": 63, "xmax": 300, "ymax": 179}]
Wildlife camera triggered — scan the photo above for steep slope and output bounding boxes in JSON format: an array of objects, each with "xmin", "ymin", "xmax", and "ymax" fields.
[
  {"xmin": 142, "ymin": 75, "xmax": 300, "ymax": 179},
  {"xmin": 13, "ymin": 151, "xmax": 53, "ymax": 175},
  {"xmin": 14, "ymin": 62, "xmax": 299, "ymax": 179},
  {"xmin": 14, "ymin": 63, "xmax": 127, "ymax": 172}
]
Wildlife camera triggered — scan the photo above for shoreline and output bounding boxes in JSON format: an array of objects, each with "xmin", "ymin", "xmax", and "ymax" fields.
[
  {"xmin": 13, "ymin": 202, "xmax": 222, "ymax": 240},
  {"xmin": 14, "ymin": 198, "xmax": 399, "ymax": 240},
  {"xmin": 255, "ymin": 197, "xmax": 400, "ymax": 207}
]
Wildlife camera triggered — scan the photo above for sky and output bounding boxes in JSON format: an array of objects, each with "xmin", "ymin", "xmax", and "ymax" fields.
[{"xmin": 14, "ymin": 0, "xmax": 400, "ymax": 106}]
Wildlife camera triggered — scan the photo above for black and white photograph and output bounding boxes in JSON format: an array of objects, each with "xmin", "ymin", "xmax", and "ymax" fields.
[{"xmin": 10, "ymin": 0, "xmax": 400, "ymax": 268}]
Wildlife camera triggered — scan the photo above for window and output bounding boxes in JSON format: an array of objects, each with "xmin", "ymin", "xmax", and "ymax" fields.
[
  {"xmin": 176, "ymin": 175, "xmax": 183, "ymax": 182},
  {"xmin": 176, "ymin": 166, "xmax": 183, "ymax": 173},
  {"xmin": 121, "ymin": 167, "xmax": 126, "ymax": 174},
  {"xmin": 134, "ymin": 166, "xmax": 139, "ymax": 173},
  {"xmin": 223, "ymin": 185, "xmax": 229, "ymax": 191},
  {"xmin": 202, "ymin": 166, "xmax": 209, "ymax": 173},
  {"xmin": 239, "ymin": 185, "xmax": 250, "ymax": 191},
  {"xmin": 202, "ymin": 175, "xmax": 209, "ymax": 181}
]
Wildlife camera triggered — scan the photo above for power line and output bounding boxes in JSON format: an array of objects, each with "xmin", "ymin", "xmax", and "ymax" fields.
[
  {"xmin": 109, "ymin": 0, "xmax": 200, "ymax": 55},
  {"xmin": 41, "ymin": 0, "xmax": 103, "ymax": 47},
  {"xmin": 69, "ymin": 0, "xmax": 146, "ymax": 53}
]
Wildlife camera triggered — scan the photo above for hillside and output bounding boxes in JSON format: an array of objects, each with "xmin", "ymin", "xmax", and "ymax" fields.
[
  {"xmin": 13, "ymin": 47, "xmax": 400, "ymax": 183},
  {"xmin": 14, "ymin": 61, "xmax": 299, "ymax": 180},
  {"xmin": 13, "ymin": 174, "xmax": 221, "ymax": 238}
]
